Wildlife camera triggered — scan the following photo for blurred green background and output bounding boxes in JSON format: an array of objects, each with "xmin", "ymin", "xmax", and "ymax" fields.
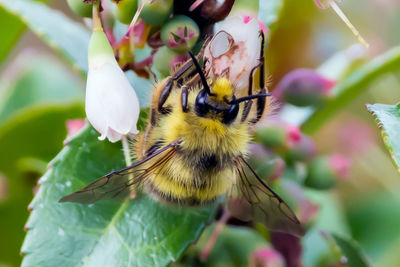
[{"xmin": 0, "ymin": 0, "xmax": 400, "ymax": 266}]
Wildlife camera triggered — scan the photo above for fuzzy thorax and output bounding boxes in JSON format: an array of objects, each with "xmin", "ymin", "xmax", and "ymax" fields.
[{"xmin": 140, "ymin": 77, "xmax": 252, "ymax": 203}]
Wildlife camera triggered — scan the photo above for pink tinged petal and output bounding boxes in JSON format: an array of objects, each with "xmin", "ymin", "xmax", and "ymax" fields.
[
  {"xmin": 220, "ymin": 16, "xmax": 261, "ymax": 89},
  {"xmin": 99, "ymin": 127, "xmax": 123, "ymax": 143},
  {"xmin": 258, "ymin": 20, "xmax": 269, "ymax": 35},
  {"xmin": 204, "ymin": 15, "xmax": 261, "ymax": 91},
  {"xmin": 242, "ymin": 15, "xmax": 251, "ymax": 24}
]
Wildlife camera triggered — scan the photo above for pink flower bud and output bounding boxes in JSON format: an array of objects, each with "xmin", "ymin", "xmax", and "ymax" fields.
[
  {"xmin": 305, "ymin": 154, "xmax": 351, "ymax": 190},
  {"xmin": 249, "ymin": 248, "xmax": 284, "ymax": 267},
  {"xmin": 273, "ymin": 69, "xmax": 336, "ymax": 107}
]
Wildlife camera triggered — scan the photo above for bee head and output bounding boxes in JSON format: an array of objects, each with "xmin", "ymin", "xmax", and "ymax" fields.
[
  {"xmin": 194, "ymin": 77, "xmax": 240, "ymax": 125},
  {"xmin": 188, "ymin": 51, "xmax": 271, "ymax": 125}
]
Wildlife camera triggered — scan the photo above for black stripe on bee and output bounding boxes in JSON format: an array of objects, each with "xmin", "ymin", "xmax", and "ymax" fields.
[
  {"xmin": 179, "ymin": 150, "xmax": 232, "ymax": 171},
  {"xmin": 159, "ymin": 105, "xmax": 172, "ymax": 115},
  {"xmin": 146, "ymin": 140, "xmax": 165, "ymax": 157}
]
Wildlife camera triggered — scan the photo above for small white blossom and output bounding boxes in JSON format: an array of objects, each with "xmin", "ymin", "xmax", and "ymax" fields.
[
  {"xmin": 86, "ymin": 30, "xmax": 140, "ymax": 143},
  {"xmin": 204, "ymin": 15, "xmax": 261, "ymax": 92}
]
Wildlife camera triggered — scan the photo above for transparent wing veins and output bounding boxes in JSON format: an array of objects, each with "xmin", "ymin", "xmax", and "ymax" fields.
[
  {"xmin": 59, "ymin": 140, "xmax": 180, "ymax": 204},
  {"xmin": 229, "ymin": 155, "xmax": 305, "ymax": 237}
]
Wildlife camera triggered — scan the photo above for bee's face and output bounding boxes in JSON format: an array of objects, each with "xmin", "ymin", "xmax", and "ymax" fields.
[{"xmin": 194, "ymin": 77, "xmax": 239, "ymax": 125}]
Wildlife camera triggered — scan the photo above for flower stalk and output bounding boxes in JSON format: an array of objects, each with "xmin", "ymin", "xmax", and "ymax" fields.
[{"xmin": 315, "ymin": 0, "xmax": 369, "ymax": 48}]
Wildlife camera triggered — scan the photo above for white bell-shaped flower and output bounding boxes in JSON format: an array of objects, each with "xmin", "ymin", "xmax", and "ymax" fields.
[
  {"xmin": 204, "ymin": 15, "xmax": 261, "ymax": 92},
  {"xmin": 86, "ymin": 28, "xmax": 140, "ymax": 143}
]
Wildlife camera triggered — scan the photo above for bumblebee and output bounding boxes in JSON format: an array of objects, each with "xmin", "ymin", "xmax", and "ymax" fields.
[{"xmin": 60, "ymin": 32, "xmax": 304, "ymax": 237}]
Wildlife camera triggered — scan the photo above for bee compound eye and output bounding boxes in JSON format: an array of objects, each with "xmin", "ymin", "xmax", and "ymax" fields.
[
  {"xmin": 195, "ymin": 90, "xmax": 210, "ymax": 117},
  {"xmin": 222, "ymin": 103, "xmax": 239, "ymax": 125}
]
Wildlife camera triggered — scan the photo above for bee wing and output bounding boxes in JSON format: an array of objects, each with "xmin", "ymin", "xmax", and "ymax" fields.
[
  {"xmin": 59, "ymin": 140, "xmax": 180, "ymax": 204},
  {"xmin": 228, "ymin": 156, "xmax": 305, "ymax": 237}
]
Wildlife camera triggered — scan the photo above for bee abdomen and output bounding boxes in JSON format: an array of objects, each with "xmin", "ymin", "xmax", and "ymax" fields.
[
  {"xmin": 147, "ymin": 182, "xmax": 216, "ymax": 206},
  {"xmin": 181, "ymin": 149, "xmax": 233, "ymax": 171}
]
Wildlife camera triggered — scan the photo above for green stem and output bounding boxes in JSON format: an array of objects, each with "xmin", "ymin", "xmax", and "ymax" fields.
[
  {"xmin": 121, "ymin": 135, "xmax": 132, "ymax": 167},
  {"xmin": 301, "ymin": 46, "xmax": 400, "ymax": 134},
  {"xmin": 92, "ymin": 0, "xmax": 102, "ymax": 32}
]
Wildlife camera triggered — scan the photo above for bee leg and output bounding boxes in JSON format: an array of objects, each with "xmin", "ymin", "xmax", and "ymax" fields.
[
  {"xmin": 181, "ymin": 86, "xmax": 189, "ymax": 112},
  {"xmin": 157, "ymin": 59, "xmax": 196, "ymax": 112},
  {"xmin": 248, "ymin": 31, "xmax": 268, "ymax": 124},
  {"xmin": 181, "ymin": 74, "xmax": 200, "ymax": 112}
]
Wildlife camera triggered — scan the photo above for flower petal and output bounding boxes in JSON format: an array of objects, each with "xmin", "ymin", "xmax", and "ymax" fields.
[{"xmin": 204, "ymin": 15, "xmax": 261, "ymax": 92}]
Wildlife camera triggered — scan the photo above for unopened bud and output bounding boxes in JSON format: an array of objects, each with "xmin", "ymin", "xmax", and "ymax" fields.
[
  {"xmin": 161, "ymin": 15, "xmax": 200, "ymax": 54},
  {"xmin": 154, "ymin": 46, "xmax": 189, "ymax": 77},
  {"xmin": 249, "ymin": 248, "xmax": 284, "ymax": 267},
  {"xmin": 67, "ymin": 0, "xmax": 93, "ymax": 18},
  {"xmin": 248, "ymin": 144, "xmax": 285, "ymax": 182},
  {"xmin": 254, "ymin": 121, "xmax": 302, "ymax": 154},
  {"xmin": 113, "ymin": 0, "xmax": 138, "ymax": 25},
  {"xmin": 274, "ymin": 69, "xmax": 336, "ymax": 107},
  {"xmin": 305, "ymin": 155, "xmax": 350, "ymax": 190},
  {"xmin": 140, "ymin": 0, "xmax": 173, "ymax": 26},
  {"xmin": 286, "ymin": 135, "xmax": 317, "ymax": 163}
]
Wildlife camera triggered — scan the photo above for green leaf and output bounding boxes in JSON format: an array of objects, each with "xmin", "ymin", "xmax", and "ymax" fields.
[
  {"xmin": 0, "ymin": 0, "xmax": 48, "ymax": 65},
  {"xmin": 21, "ymin": 126, "xmax": 217, "ymax": 267},
  {"xmin": 0, "ymin": 10, "xmax": 25, "ymax": 64},
  {"xmin": 258, "ymin": 0, "xmax": 283, "ymax": 30},
  {"xmin": 301, "ymin": 46, "xmax": 400, "ymax": 134},
  {"xmin": 0, "ymin": 103, "xmax": 84, "ymax": 267},
  {"xmin": 331, "ymin": 233, "xmax": 372, "ymax": 267},
  {"xmin": 0, "ymin": 0, "xmax": 91, "ymax": 75},
  {"xmin": 346, "ymin": 190, "xmax": 400, "ymax": 261},
  {"xmin": 0, "ymin": 56, "xmax": 84, "ymax": 124},
  {"xmin": 318, "ymin": 232, "xmax": 371, "ymax": 267},
  {"xmin": 367, "ymin": 103, "xmax": 400, "ymax": 173}
]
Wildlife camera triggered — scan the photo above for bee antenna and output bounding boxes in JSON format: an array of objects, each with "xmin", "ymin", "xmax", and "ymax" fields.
[
  {"xmin": 188, "ymin": 51, "xmax": 212, "ymax": 95},
  {"xmin": 229, "ymin": 93, "xmax": 272, "ymax": 105}
]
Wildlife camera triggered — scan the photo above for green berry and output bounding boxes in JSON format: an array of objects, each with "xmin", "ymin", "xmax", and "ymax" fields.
[
  {"xmin": 67, "ymin": 0, "xmax": 92, "ymax": 18},
  {"xmin": 305, "ymin": 156, "xmax": 336, "ymax": 190},
  {"xmin": 140, "ymin": 0, "xmax": 173, "ymax": 26},
  {"xmin": 254, "ymin": 125, "xmax": 287, "ymax": 149},
  {"xmin": 113, "ymin": 0, "xmax": 138, "ymax": 25},
  {"xmin": 285, "ymin": 136, "xmax": 316, "ymax": 163},
  {"xmin": 154, "ymin": 46, "xmax": 189, "ymax": 77},
  {"xmin": 161, "ymin": 15, "xmax": 200, "ymax": 54}
]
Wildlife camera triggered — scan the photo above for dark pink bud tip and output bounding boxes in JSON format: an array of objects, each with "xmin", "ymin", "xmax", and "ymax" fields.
[
  {"xmin": 276, "ymin": 68, "xmax": 336, "ymax": 107},
  {"xmin": 286, "ymin": 124, "xmax": 302, "ymax": 145}
]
